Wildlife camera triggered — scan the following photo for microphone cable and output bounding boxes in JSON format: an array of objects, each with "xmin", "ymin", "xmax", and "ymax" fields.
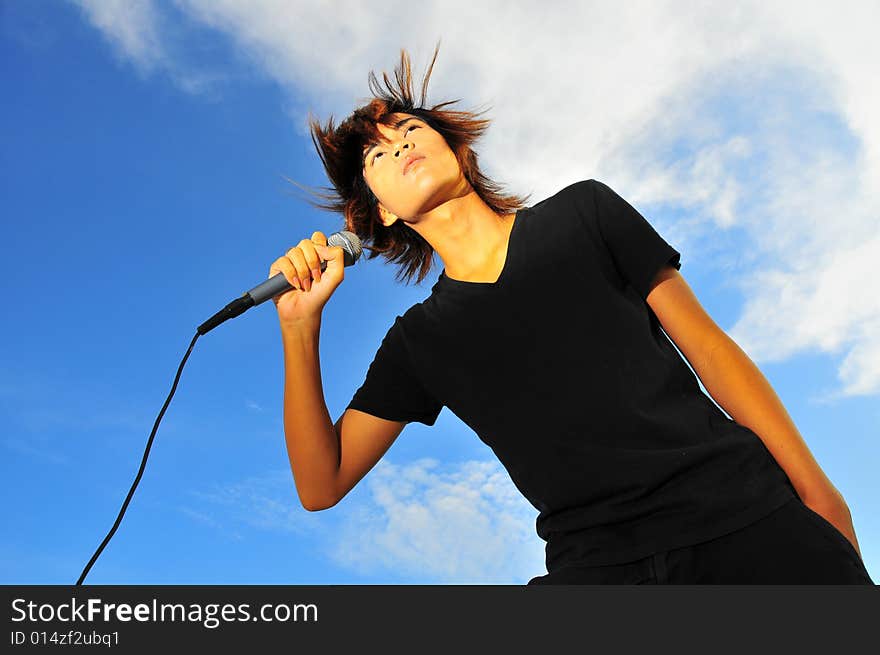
[{"xmin": 76, "ymin": 330, "xmax": 200, "ymax": 586}]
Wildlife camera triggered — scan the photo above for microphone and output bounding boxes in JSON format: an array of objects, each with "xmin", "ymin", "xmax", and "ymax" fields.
[{"xmin": 197, "ymin": 230, "xmax": 363, "ymax": 335}]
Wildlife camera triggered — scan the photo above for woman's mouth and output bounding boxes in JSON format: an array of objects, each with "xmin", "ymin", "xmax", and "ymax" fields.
[{"xmin": 404, "ymin": 156, "xmax": 425, "ymax": 174}]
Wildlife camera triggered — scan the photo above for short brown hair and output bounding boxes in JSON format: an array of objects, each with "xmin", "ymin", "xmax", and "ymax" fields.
[{"xmin": 290, "ymin": 41, "xmax": 531, "ymax": 285}]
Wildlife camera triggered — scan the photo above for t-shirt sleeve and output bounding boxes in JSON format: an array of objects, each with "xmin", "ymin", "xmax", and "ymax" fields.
[
  {"xmin": 345, "ymin": 316, "xmax": 443, "ymax": 426},
  {"xmin": 590, "ymin": 179, "xmax": 681, "ymax": 299}
]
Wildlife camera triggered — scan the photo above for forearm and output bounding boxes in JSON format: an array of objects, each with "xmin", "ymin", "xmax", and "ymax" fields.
[
  {"xmin": 696, "ymin": 335, "xmax": 862, "ymax": 556},
  {"xmin": 280, "ymin": 317, "xmax": 339, "ymax": 511},
  {"xmin": 696, "ymin": 334, "xmax": 840, "ymax": 506}
]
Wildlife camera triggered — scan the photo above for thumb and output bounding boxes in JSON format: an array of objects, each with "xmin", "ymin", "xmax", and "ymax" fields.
[{"xmin": 315, "ymin": 243, "xmax": 343, "ymax": 268}]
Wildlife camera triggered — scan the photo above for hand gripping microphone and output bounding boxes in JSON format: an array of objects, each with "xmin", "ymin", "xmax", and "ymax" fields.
[{"xmin": 197, "ymin": 230, "xmax": 363, "ymax": 335}]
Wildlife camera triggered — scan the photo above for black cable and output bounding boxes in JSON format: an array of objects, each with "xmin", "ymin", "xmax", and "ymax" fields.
[{"xmin": 76, "ymin": 331, "xmax": 201, "ymax": 585}]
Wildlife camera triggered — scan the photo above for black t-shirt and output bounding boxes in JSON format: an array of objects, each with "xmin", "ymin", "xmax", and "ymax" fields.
[{"xmin": 346, "ymin": 178, "xmax": 796, "ymax": 570}]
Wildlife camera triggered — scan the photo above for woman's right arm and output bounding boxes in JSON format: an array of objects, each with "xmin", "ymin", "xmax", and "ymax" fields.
[
  {"xmin": 279, "ymin": 319, "xmax": 408, "ymax": 511},
  {"xmin": 271, "ymin": 232, "xmax": 407, "ymax": 511},
  {"xmin": 279, "ymin": 318, "xmax": 339, "ymax": 511}
]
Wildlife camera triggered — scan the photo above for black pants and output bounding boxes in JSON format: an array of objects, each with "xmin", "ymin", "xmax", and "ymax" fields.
[{"xmin": 527, "ymin": 497, "xmax": 874, "ymax": 584}]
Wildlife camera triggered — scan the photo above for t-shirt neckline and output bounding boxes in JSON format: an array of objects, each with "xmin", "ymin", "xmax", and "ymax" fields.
[{"xmin": 436, "ymin": 208, "xmax": 527, "ymax": 292}]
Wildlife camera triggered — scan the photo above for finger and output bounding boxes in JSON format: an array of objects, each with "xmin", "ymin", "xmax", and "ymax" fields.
[
  {"xmin": 314, "ymin": 244, "xmax": 343, "ymax": 272},
  {"xmin": 270, "ymin": 257, "xmax": 301, "ymax": 292},
  {"xmin": 316, "ymin": 246, "xmax": 345, "ymax": 279},
  {"xmin": 310, "ymin": 232, "xmax": 329, "ymax": 283},
  {"xmin": 284, "ymin": 247, "xmax": 311, "ymax": 290},
  {"xmin": 286, "ymin": 246, "xmax": 312, "ymax": 292},
  {"xmin": 299, "ymin": 238, "xmax": 323, "ymax": 284}
]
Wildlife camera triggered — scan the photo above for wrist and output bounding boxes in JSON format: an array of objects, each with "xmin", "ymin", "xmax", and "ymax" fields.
[
  {"xmin": 279, "ymin": 315, "xmax": 321, "ymax": 338},
  {"xmin": 800, "ymin": 484, "xmax": 845, "ymax": 511}
]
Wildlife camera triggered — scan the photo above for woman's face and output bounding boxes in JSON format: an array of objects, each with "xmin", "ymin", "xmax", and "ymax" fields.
[{"xmin": 361, "ymin": 112, "xmax": 465, "ymax": 225}]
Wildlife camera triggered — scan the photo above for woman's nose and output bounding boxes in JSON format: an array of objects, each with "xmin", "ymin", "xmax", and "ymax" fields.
[{"xmin": 393, "ymin": 141, "xmax": 413, "ymax": 159}]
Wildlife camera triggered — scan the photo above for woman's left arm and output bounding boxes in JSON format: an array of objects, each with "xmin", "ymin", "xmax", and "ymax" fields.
[{"xmin": 645, "ymin": 266, "xmax": 862, "ymax": 558}]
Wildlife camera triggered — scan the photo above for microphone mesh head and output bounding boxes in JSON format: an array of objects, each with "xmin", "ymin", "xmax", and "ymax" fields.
[{"xmin": 327, "ymin": 230, "xmax": 363, "ymax": 267}]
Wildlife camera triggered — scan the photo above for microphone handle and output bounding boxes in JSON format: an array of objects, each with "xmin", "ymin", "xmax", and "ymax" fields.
[
  {"xmin": 247, "ymin": 258, "xmax": 328, "ymax": 306},
  {"xmin": 197, "ymin": 260, "xmax": 327, "ymax": 335}
]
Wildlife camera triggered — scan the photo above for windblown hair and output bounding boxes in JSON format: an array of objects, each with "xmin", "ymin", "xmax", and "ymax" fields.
[{"xmin": 291, "ymin": 41, "xmax": 531, "ymax": 285}]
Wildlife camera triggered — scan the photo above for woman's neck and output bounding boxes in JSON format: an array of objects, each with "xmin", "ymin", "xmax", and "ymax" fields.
[{"xmin": 408, "ymin": 191, "xmax": 517, "ymax": 282}]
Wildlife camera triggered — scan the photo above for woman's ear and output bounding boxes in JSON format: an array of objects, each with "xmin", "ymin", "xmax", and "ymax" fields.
[{"xmin": 378, "ymin": 203, "xmax": 398, "ymax": 227}]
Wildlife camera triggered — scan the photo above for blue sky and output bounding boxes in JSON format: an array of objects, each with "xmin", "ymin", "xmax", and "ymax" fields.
[{"xmin": 2, "ymin": 1, "xmax": 877, "ymax": 585}]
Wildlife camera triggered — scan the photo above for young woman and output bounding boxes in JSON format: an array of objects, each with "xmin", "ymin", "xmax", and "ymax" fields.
[{"xmin": 268, "ymin": 44, "xmax": 873, "ymax": 584}]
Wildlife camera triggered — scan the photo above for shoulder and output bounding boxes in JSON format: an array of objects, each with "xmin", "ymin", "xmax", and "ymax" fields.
[
  {"xmin": 562, "ymin": 178, "xmax": 604, "ymax": 194},
  {"xmin": 550, "ymin": 178, "xmax": 605, "ymax": 224},
  {"xmin": 526, "ymin": 179, "xmax": 598, "ymax": 218},
  {"xmin": 554, "ymin": 178, "xmax": 615, "ymax": 211},
  {"xmin": 554, "ymin": 178, "xmax": 599, "ymax": 200}
]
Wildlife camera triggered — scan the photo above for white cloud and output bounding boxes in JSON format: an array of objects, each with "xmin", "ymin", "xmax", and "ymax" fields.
[
  {"xmin": 71, "ymin": 0, "xmax": 880, "ymax": 397},
  {"xmin": 186, "ymin": 468, "xmax": 324, "ymax": 534},
  {"xmin": 185, "ymin": 460, "xmax": 545, "ymax": 584},
  {"xmin": 68, "ymin": 0, "xmax": 228, "ymax": 97},
  {"xmin": 176, "ymin": 506, "xmax": 244, "ymax": 541},
  {"xmin": 69, "ymin": 0, "xmax": 165, "ymax": 74},
  {"xmin": 326, "ymin": 458, "xmax": 543, "ymax": 584}
]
